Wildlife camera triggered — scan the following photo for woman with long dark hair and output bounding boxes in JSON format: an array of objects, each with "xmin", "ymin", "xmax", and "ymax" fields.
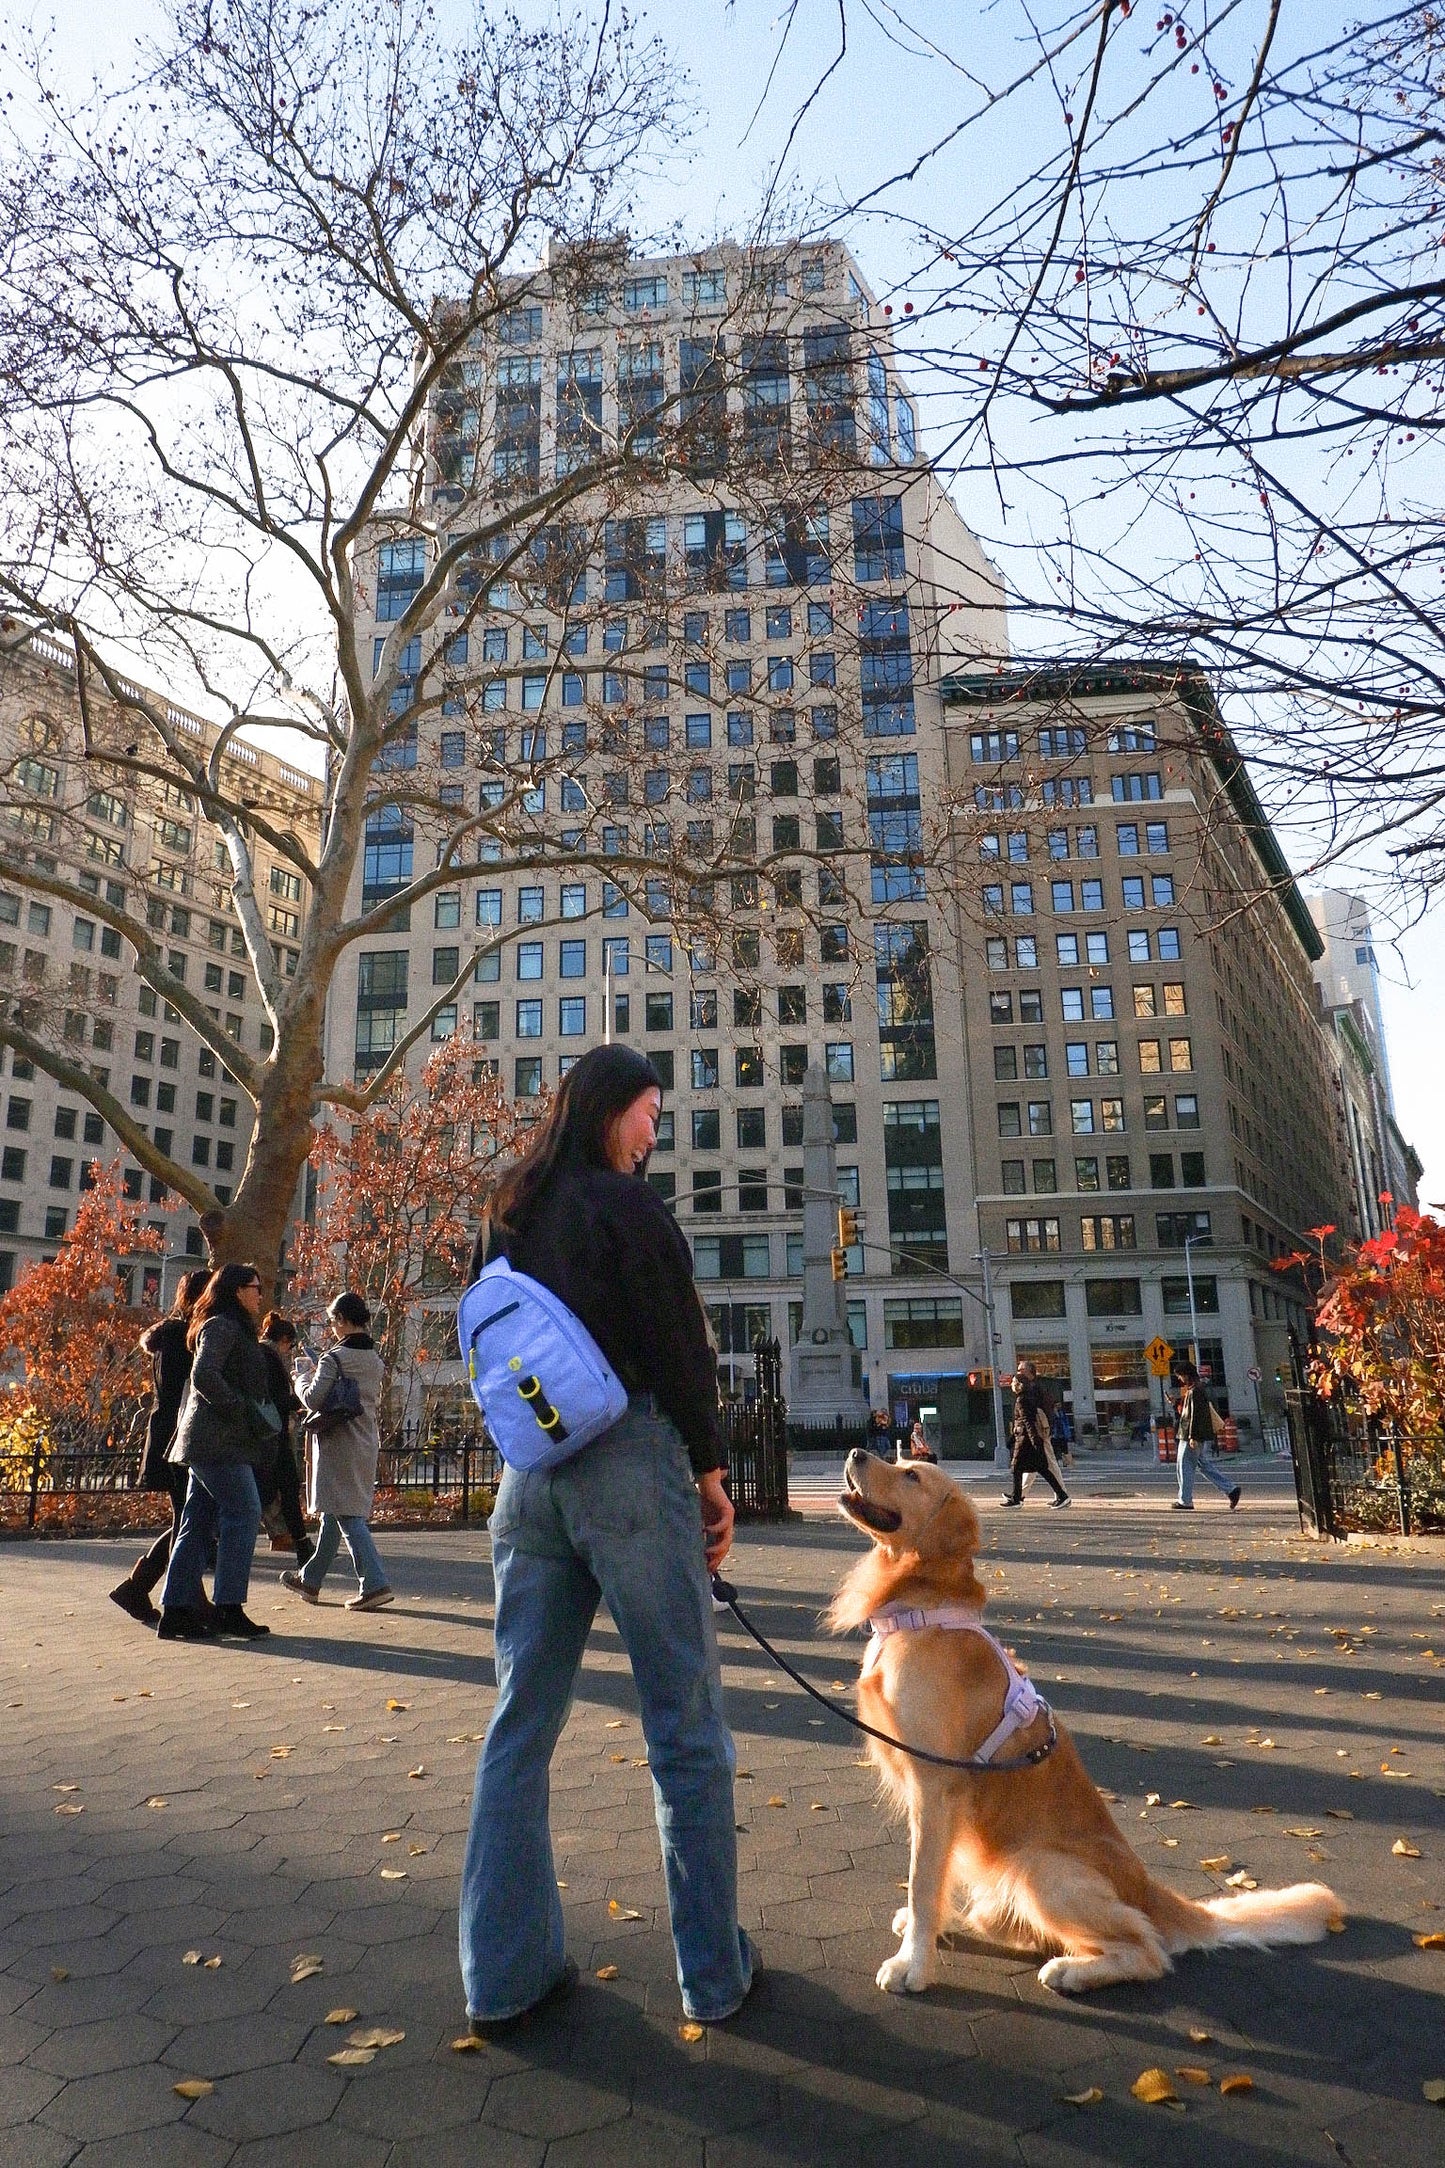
[
  {"xmin": 459, "ymin": 1043, "xmax": 751, "ymax": 2036},
  {"xmin": 157, "ymin": 1262, "xmax": 278, "ymax": 1641},
  {"xmin": 108, "ymin": 1267, "xmax": 211, "ymax": 1625},
  {"xmin": 257, "ymin": 1312, "xmax": 313, "ymax": 1569}
]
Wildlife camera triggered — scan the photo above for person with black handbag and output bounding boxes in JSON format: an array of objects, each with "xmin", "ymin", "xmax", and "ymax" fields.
[
  {"xmin": 282, "ymin": 1291, "xmax": 390, "ymax": 1610},
  {"xmin": 156, "ymin": 1263, "xmax": 281, "ymax": 1640},
  {"xmin": 257, "ymin": 1312, "xmax": 314, "ymax": 1567},
  {"xmin": 108, "ymin": 1267, "xmax": 211, "ymax": 1625}
]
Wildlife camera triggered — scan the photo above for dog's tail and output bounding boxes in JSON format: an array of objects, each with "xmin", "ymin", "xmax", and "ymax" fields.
[{"xmin": 1147, "ymin": 1877, "xmax": 1342, "ymax": 1954}]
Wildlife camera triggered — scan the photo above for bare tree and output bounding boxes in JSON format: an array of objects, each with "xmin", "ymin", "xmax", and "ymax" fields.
[
  {"xmin": 768, "ymin": 1, "xmax": 1445, "ymax": 917},
  {"xmin": 0, "ymin": 0, "xmax": 1003, "ymax": 1276}
]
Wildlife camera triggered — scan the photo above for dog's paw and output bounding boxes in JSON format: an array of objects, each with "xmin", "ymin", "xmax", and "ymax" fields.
[
  {"xmin": 1037, "ymin": 1956, "xmax": 1087, "ymax": 1994},
  {"xmin": 892, "ymin": 1905, "xmax": 910, "ymax": 1937},
  {"xmin": 876, "ymin": 1949, "xmax": 935, "ymax": 1995}
]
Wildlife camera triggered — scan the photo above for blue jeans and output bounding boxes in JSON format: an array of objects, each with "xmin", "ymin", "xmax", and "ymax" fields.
[
  {"xmin": 161, "ymin": 1462, "xmax": 261, "ymax": 1607},
  {"xmin": 301, "ymin": 1513, "xmax": 388, "ymax": 1597},
  {"xmin": 1176, "ymin": 1436, "xmax": 1235, "ymax": 1505},
  {"xmin": 460, "ymin": 1397, "xmax": 750, "ymax": 2024}
]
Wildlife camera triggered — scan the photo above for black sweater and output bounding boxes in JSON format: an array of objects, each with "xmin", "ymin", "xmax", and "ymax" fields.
[{"xmin": 470, "ymin": 1160, "xmax": 724, "ymax": 1475}]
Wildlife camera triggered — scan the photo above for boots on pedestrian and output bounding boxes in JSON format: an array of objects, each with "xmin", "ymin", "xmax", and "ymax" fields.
[
  {"xmin": 156, "ymin": 1605, "xmax": 216, "ymax": 1640},
  {"xmin": 109, "ymin": 1577, "xmax": 160, "ymax": 1626},
  {"xmin": 211, "ymin": 1605, "xmax": 271, "ymax": 1639}
]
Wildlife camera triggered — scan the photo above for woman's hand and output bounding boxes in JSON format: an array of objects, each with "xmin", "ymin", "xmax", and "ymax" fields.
[{"xmin": 696, "ymin": 1468, "xmax": 734, "ymax": 1573}]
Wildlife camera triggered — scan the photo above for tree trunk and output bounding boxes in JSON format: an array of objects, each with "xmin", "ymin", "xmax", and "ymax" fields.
[{"xmin": 202, "ymin": 984, "xmax": 328, "ymax": 1291}]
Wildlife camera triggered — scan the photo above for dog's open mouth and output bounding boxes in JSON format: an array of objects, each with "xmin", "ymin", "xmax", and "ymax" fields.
[{"xmin": 840, "ymin": 1461, "xmax": 903, "ymax": 1534}]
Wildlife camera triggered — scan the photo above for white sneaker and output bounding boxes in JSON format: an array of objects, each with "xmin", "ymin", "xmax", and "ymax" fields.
[{"xmin": 346, "ymin": 1587, "xmax": 394, "ymax": 1611}]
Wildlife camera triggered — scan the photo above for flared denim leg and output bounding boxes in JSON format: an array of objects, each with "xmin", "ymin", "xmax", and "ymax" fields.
[
  {"xmin": 459, "ymin": 1399, "xmax": 748, "ymax": 2024},
  {"xmin": 159, "ymin": 1470, "xmax": 215, "ymax": 1609}
]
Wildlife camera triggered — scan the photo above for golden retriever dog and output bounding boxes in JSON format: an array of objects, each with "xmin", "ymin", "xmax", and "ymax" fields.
[{"xmin": 829, "ymin": 1450, "xmax": 1342, "ymax": 1995}]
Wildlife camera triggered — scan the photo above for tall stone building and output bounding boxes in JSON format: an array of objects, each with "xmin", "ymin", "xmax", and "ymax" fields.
[
  {"xmin": 1309, "ymin": 889, "xmax": 1422, "ymax": 1231},
  {"xmin": 942, "ymin": 662, "xmax": 1347, "ymax": 1436},
  {"xmin": 0, "ymin": 632, "xmax": 323, "ymax": 1295},
  {"xmin": 333, "ymin": 239, "xmax": 1007, "ymax": 1422}
]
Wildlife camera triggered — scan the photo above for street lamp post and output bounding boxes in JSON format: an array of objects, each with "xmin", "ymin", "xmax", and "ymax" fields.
[
  {"xmin": 1183, "ymin": 1231, "xmax": 1204, "ymax": 1370},
  {"xmin": 974, "ymin": 1245, "xmax": 1010, "ymax": 1469}
]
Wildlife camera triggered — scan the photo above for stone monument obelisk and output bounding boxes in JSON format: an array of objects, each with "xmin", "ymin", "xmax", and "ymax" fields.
[{"xmin": 788, "ymin": 1062, "xmax": 866, "ymax": 1423}]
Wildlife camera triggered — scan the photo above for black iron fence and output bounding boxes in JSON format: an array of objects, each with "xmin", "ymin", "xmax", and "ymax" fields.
[
  {"xmin": 373, "ymin": 1422, "xmax": 501, "ymax": 1523},
  {"xmin": 1284, "ymin": 1388, "xmax": 1444, "ymax": 1538},
  {"xmin": 722, "ymin": 1338, "xmax": 792, "ymax": 1520}
]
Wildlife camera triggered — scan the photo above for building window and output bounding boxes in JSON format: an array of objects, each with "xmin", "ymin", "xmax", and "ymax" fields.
[
  {"xmin": 1085, "ymin": 1277, "xmax": 1143, "ymax": 1317},
  {"xmin": 1006, "ymin": 1217, "xmax": 1061, "ymax": 1253},
  {"xmin": 883, "ymin": 1298, "xmax": 964, "ymax": 1350},
  {"xmin": 883, "ymin": 1099, "xmax": 946, "ymax": 1273},
  {"xmin": 1081, "ymin": 1214, "xmax": 1136, "ymax": 1250},
  {"xmin": 1010, "ymin": 1281, "xmax": 1066, "ymax": 1319}
]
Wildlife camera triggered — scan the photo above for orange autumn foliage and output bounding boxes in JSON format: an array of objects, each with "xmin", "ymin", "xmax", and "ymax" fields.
[
  {"xmin": 0, "ymin": 1159, "xmax": 168, "ymax": 1447},
  {"xmin": 289, "ymin": 1033, "xmax": 534, "ymax": 1410}
]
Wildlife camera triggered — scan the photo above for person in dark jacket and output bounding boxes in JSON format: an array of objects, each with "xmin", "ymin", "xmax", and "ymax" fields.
[
  {"xmin": 459, "ymin": 1044, "xmax": 752, "ymax": 2038},
  {"xmin": 257, "ymin": 1312, "xmax": 312, "ymax": 1568},
  {"xmin": 1171, "ymin": 1360, "xmax": 1242, "ymax": 1511},
  {"xmin": 1001, "ymin": 1366, "xmax": 1071, "ymax": 1507},
  {"xmin": 108, "ymin": 1268, "xmax": 211, "ymax": 1625},
  {"xmin": 157, "ymin": 1263, "xmax": 277, "ymax": 1641}
]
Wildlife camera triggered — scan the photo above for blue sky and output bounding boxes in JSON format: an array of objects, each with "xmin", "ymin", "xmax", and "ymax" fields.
[{"xmin": 20, "ymin": 0, "xmax": 1444, "ymax": 1201}]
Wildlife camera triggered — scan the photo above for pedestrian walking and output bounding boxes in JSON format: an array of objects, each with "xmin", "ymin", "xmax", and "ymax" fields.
[
  {"xmin": 157, "ymin": 1263, "xmax": 280, "ymax": 1641},
  {"xmin": 108, "ymin": 1268, "xmax": 212, "ymax": 1625},
  {"xmin": 1014, "ymin": 1358, "xmax": 1072, "ymax": 1499},
  {"xmin": 257, "ymin": 1313, "xmax": 313, "ymax": 1568},
  {"xmin": 1171, "ymin": 1361, "xmax": 1242, "ymax": 1511},
  {"xmin": 1002, "ymin": 1364, "xmax": 1071, "ymax": 1507},
  {"xmin": 459, "ymin": 1044, "xmax": 752, "ymax": 2036},
  {"xmin": 281, "ymin": 1292, "xmax": 389, "ymax": 1610}
]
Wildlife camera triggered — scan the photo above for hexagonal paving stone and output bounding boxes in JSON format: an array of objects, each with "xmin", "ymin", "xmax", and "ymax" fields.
[
  {"xmin": 27, "ymin": 2014, "xmax": 178, "ymax": 2080},
  {"xmin": 183, "ymin": 2063, "xmax": 346, "ymax": 2143},
  {"xmin": 484, "ymin": 2067, "xmax": 631, "ymax": 2142},
  {"xmin": 35, "ymin": 2063, "xmax": 189, "ymax": 2143}
]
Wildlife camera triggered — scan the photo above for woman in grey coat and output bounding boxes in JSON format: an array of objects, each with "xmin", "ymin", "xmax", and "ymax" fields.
[
  {"xmin": 158, "ymin": 1263, "xmax": 279, "ymax": 1642},
  {"xmin": 282, "ymin": 1291, "xmax": 391, "ymax": 1610}
]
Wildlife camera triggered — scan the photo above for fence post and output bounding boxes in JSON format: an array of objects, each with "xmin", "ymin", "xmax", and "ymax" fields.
[
  {"xmin": 26, "ymin": 1424, "xmax": 43, "ymax": 1530},
  {"xmin": 461, "ymin": 1435, "xmax": 471, "ymax": 1525},
  {"xmin": 1391, "ymin": 1432, "xmax": 1411, "ymax": 1538}
]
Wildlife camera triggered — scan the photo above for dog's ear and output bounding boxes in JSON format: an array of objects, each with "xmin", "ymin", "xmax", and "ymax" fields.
[{"xmin": 916, "ymin": 1491, "xmax": 985, "ymax": 1603}]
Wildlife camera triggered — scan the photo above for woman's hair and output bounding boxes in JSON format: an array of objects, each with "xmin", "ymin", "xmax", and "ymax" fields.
[
  {"xmin": 186, "ymin": 1262, "xmax": 263, "ymax": 1350},
  {"xmin": 487, "ymin": 1044, "xmax": 663, "ymax": 1230},
  {"xmin": 260, "ymin": 1311, "xmax": 297, "ymax": 1346},
  {"xmin": 329, "ymin": 1290, "xmax": 370, "ymax": 1330},
  {"xmin": 1174, "ymin": 1360, "xmax": 1201, "ymax": 1386},
  {"xmin": 174, "ymin": 1267, "xmax": 211, "ymax": 1316}
]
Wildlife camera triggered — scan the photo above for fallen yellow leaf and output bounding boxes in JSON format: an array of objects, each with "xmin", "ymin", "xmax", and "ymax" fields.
[
  {"xmin": 328, "ymin": 2047, "xmax": 375, "ymax": 2067},
  {"xmin": 451, "ymin": 2035, "xmax": 487, "ymax": 2052},
  {"xmin": 1131, "ymin": 2067, "xmax": 1178, "ymax": 2104},
  {"xmin": 607, "ymin": 1901, "xmax": 642, "ymax": 1920},
  {"xmin": 1061, "ymin": 2086, "xmax": 1104, "ymax": 2106},
  {"xmin": 348, "ymin": 2026, "xmax": 405, "ymax": 2049},
  {"xmin": 386, "ymin": 1699, "xmax": 410, "ymax": 1711},
  {"xmin": 381, "ymin": 1832, "xmax": 401, "ymax": 1843},
  {"xmin": 678, "ymin": 2021, "xmax": 704, "ymax": 2042},
  {"xmin": 182, "ymin": 1951, "xmax": 202, "ymax": 1966},
  {"xmin": 202, "ymin": 1956, "xmax": 223, "ymax": 1970},
  {"xmin": 595, "ymin": 1965, "xmax": 619, "ymax": 1980},
  {"xmin": 1200, "ymin": 1855, "xmax": 1231, "ymax": 1872},
  {"xmin": 1393, "ymin": 1838, "xmax": 1423, "ymax": 1858},
  {"xmin": 1326, "ymin": 1808, "xmax": 1354, "ymax": 1819},
  {"xmin": 1422, "ymin": 2077, "xmax": 1445, "ymax": 2103},
  {"xmin": 407, "ymin": 1766, "xmax": 426, "ymax": 1780},
  {"xmin": 325, "ymin": 2008, "xmax": 359, "ymax": 2024},
  {"xmin": 379, "ymin": 1868, "xmax": 407, "ymax": 1880},
  {"xmin": 172, "ymin": 2079, "xmax": 214, "ymax": 2099},
  {"xmin": 1188, "ymin": 2028, "xmax": 1213, "ymax": 2044},
  {"xmin": 1176, "ymin": 2066, "xmax": 1212, "ymax": 2085},
  {"xmin": 50, "ymin": 1967, "xmax": 69, "ymax": 1983},
  {"xmin": 1219, "ymin": 2073, "xmax": 1254, "ymax": 2096},
  {"xmin": 766, "ymin": 1796, "xmax": 787, "ymax": 1808}
]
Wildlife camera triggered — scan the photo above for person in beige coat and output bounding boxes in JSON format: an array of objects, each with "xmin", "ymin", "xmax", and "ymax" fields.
[{"xmin": 281, "ymin": 1291, "xmax": 392, "ymax": 1610}]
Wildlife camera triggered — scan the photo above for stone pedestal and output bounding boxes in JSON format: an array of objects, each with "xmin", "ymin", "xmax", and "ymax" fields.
[{"xmin": 787, "ymin": 1063, "xmax": 868, "ymax": 1425}]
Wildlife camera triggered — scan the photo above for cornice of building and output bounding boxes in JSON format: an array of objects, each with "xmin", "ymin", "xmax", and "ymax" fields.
[{"xmin": 937, "ymin": 655, "xmax": 1325, "ymax": 967}]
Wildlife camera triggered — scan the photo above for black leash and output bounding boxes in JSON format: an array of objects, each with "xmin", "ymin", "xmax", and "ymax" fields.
[{"xmin": 709, "ymin": 1574, "xmax": 1058, "ymax": 1775}]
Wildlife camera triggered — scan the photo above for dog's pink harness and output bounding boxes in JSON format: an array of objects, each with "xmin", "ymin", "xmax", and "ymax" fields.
[{"xmin": 866, "ymin": 1606, "xmax": 1049, "ymax": 1769}]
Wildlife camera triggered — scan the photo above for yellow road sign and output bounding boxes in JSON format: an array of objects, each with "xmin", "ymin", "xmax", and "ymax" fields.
[{"xmin": 1145, "ymin": 1334, "xmax": 1174, "ymax": 1377}]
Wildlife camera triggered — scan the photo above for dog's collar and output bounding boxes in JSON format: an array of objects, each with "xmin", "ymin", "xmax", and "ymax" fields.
[{"xmin": 869, "ymin": 1603, "xmax": 983, "ymax": 1636}]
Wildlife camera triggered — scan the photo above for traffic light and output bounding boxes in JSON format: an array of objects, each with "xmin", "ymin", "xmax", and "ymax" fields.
[
  {"xmin": 967, "ymin": 1369, "xmax": 994, "ymax": 1390},
  {"xmin": 830, "ymin": 1248, "xmax": 848, "ymax": 1281},
  {"xmin": 837, "ymin": 1205, "xmax": 860, "ymax": 1250}
]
